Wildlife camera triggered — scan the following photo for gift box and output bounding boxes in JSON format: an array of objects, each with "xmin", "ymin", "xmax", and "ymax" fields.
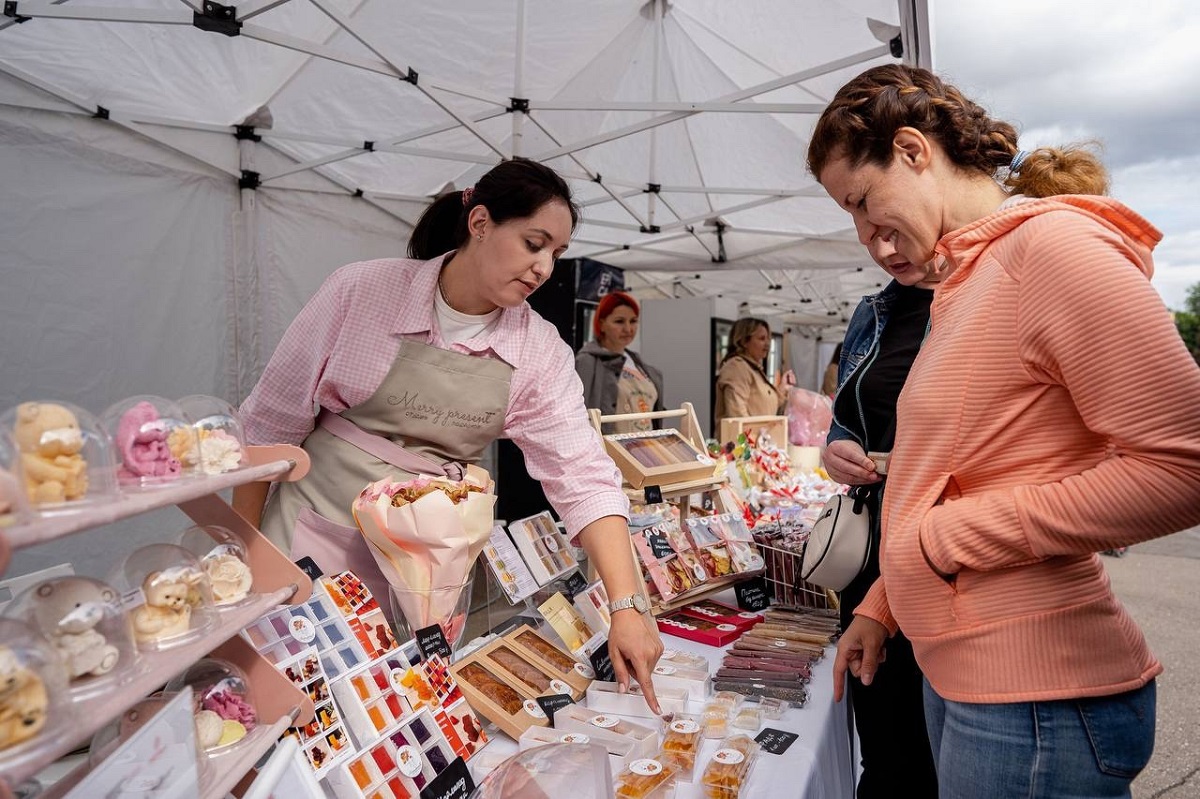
[{"xmin": 656, "ymin": 610, "xmax": 746, "ymax": 647}]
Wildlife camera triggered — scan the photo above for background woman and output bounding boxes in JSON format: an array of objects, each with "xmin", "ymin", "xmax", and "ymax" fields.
[
  {"xmin": 234, "ymin": 158, "xmax": 664, "ymax": 710},
  {"xmin": 821, "ymin": 342, "xmax": 842, "ymax": 396},
  {"xmin": 808, "ymin": 64, "xmax": 1200, "ymax": 797},
  {"xmin": 714, "ymin": 317, "xmax": 795, "ymax": 426},
  {"xmin": 575, "ymin": 291, "xmax": 664, "ymax": 433},
  {"xmin": 825, "ymin": 244, "xmax": 938, "ymax": 796}
]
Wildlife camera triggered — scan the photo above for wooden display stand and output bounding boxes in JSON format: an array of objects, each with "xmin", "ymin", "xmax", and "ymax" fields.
[
  {"xmin": 589, "ymin": 403, "xmax": 721, "ymax": 491},
  {"xmin": 0, "ymin": 445, "xmax": 315, "ymax": 796},
  {"xmin": 718, "ymin": 415, "xmax": 788, "ymax": 448},
  {"xmin": 589, "ymin": 405, "xmax": 761, "ymax": 616}
]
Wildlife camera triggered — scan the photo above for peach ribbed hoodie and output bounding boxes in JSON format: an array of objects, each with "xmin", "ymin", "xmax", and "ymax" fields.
[{"xmin": 856, "ymin": 195, "xmax": 1200, "ymax": 703}]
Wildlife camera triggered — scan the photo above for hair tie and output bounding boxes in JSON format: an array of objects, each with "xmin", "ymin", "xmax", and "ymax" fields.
[
  {"xmin": 461, "ymin": 186, "xmax": 475, "ymax": 206},
  {"xmin": 1009, "ymin": 150, "xmax": 1031, "ymax": 174}
]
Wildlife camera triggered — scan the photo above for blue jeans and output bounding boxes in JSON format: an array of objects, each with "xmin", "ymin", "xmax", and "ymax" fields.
[{"xmin": 923, "ymin": 679, "xmax": 1155, "ymax": 798}]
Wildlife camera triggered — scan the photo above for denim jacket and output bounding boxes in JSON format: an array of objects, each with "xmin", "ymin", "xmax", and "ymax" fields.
[{"xmin": 827, "ymin": 280, "xmax": 904, "ymax": 449}]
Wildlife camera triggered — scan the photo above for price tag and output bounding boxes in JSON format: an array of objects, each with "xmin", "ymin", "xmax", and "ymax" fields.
[
  {"xmin": 419, "ymin": 756, "xmax": 475, "ymax": 799},
  {"xmin": 293, "ymin": 556, "xmax": 324, "ymax": 581},
  {"xmin": 754, "ymin": 727, "xmax": 800, "ymax": 755},
  {"xmin": 535, "ymin": 693, "xmax": 574, "ymax": 725},
  {"xmin": 588, "ymin": 639, "xmax": 616, "ymax": 682},
  {"xmin": 643, "ymin": 485, "xmax": 663, "ymax": 504},
  {"xmin": 562, "ymin": 570, "xmax": 589, "ymax": 601},
  {"xmin": 643, "ymin": 527, "xmax": 675, "ymax": 560},
  {"xmin": 415, "ymin": 624, "xmax": 453, "ymax": 661},
  {"xmin": 735, "ymin": 576, "xmax": 770, "ymax": 611}
]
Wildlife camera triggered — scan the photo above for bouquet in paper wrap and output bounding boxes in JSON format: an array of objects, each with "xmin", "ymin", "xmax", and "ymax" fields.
[{"xmin": 351, "ymin": 471, "xmax": 496, "ymax": 644}]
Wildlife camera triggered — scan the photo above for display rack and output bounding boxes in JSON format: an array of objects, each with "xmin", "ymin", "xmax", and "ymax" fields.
[
  {"xmin": 0, "ymin": 445, "xmax": 317, "ymax": 794},
  {"xmin": 588, "ymin": 406, "xmax": 764, "ymax": 618},
  {"xmin": 588, "ymin": 403, "xmax": 721, "ymax": 491},
  {"xmin": 718, "ymin": 415, "xmax": 788, "ymax": 449}
]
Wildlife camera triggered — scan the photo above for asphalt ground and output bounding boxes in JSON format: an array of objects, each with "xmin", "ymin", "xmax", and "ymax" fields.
[{"xmin": 1106, "ymin": 526, "xmax": 1200, "ymax": 799}]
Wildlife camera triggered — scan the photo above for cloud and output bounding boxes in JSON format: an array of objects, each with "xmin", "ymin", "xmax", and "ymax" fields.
[{"xmin": 935, "ymin": 0, "xmax": 1200, "ymax": 308}]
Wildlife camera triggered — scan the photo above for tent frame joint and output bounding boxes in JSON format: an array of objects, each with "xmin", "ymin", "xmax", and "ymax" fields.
[
  {"xmin": 234, "ymin": 125, "xmax": 261, "ymax": 142},
  {"xmin": 362, "ymin": 140, "xmax": 374, "ymax": 151},
  {"xmin": 889, "ymin": 34, "xmax": 903, "ymax": 58},
  {"xmin": 354, "ymin": 188, "xmax": 364, "ymax": 198},
  {"xmin": 239, "ymin": 169, "xmax": 261, "ymax": 191},
  {"xmin": 644, "ymin": 183, "xmax": 661, "ymax": 194},
  {"xmin": 508, "ymin": 97, "xmax": 529, "ymax": 113},
  {"xmin": 93, "ymin": 105, "xmax": 110, "ymax": 120},
  {"xmin": 2, "ymin": 2, "xmax": 29, "ymax": 23},
  {"xmin": 402, "ymin": 67, "xmax": 418, "ymax": 85},
  {"xmin": 193, "ymin": 1, "xmax": 241, "ymax": 37},
  {"xmin": 639, "ymin": 224, "xmax": 661, "ymax": 234}
]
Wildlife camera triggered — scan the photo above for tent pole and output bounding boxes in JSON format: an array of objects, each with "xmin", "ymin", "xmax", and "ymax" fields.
[
  {"xmin": 647, "ymin": 0, "xmax": 663, "ymax": 229},
  {"xmin": 511, "ymin": 0, "xmax": 527, "ymax": 157}
]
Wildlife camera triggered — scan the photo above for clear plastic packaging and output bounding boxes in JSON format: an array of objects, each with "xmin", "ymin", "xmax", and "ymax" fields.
[
  {"xmin": 0, "ymin": 425, "xmax": 31, "ymax": 526},
  {"xmin": 472, "ymin": 741, "xmax": 614, "ymax": 799},
  {"xmin": 731, "ymin": 706, "xmax": 762, "ymax": 732},
  {"xmin": 2, "ymin": 400, "xmax": 119, "ymax": 511},
  {"xmin": 165, "ymin": 658, "xmax": 257, "ymax": 753},
  {"xmin": 615, "ymin": 754, "xmax": 679, "ymax": 799},
  {"xmin": 113, "ymin": 543, "xmax": 216, "ymax": 649},
  {"xmin": 100, "ymin": 395, "xmax": 197, "ymax": 487},
  {"xmin": 0, "ymin": 618, "xmax": 72, "ymax": 756},
  {"xmin": 661, "ymin": 716, "xmax": 703, "ymax": 782},
  {"xmin": 758, "ymin": 696, "xmax": 788, "ymax": 720},
  {"xmin": 700, "ymin": 734, "xmax": 760, "ymax": 799},
  {"xmin": 175, "ymin": 395, "xmax": 249, "ymax": 475},
  {"xmin": 88, "ymin": 693, "xmax": 209, "ymax": 785},
  {"xmin": 3, "ymin": 575, "xmax": 138, "ymax": 697},
  {"xmin": 177, "ymin": 525, "xmax": 254, "ymax": 606}
]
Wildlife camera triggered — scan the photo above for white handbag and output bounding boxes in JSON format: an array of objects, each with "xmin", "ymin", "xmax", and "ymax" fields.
[{"xmin": 800, "ymin": 488, "xmax": 873, "ymax": 592}]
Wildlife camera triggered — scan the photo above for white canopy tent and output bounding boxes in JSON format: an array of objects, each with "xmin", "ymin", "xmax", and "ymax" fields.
[{"xmin": 0, "ymin": 0, "xmax": 932, "ymax": 411}]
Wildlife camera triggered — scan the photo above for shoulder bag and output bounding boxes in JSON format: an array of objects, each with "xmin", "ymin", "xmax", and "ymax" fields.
[{"xmin": 800, "ymin": 485, "xmax": 873, "ymax": 592}]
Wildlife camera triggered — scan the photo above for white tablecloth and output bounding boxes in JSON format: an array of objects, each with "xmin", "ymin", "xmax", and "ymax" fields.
[{"xmin": 471, "ymin": 621, "xmax": 854, "ymax": 799}]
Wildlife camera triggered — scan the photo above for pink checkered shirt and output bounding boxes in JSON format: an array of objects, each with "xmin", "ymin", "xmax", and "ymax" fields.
[{"xmin": 240, "ymin": 255, "xmax": 629, "ymax": 539}]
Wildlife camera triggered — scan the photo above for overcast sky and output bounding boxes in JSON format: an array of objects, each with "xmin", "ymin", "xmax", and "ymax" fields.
[{"xmin": 932, "ymin": 0, "xmax": 1200, "ymax": 311}]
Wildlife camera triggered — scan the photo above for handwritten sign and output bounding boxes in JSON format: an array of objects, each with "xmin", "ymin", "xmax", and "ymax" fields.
[
  {"xmin": 535, "ymin": 693, "xmax": 574, "ymax": 725},
  {"xmin": 588, "ymin": 639, "xmax": 616, "ymax": 682},
  {"xmin": 419, "ymin": 756, "xmax": 474, "ymax": 799},
  {"xmin": 735, "ymin": 576, "xmax": 770, "ymax": 611},
  {"xmin": 415, "ymin": 624, "xmax": 453, "ymax": 661},
  {"xmin": 643, "ymin": 485, "xmax": 663, "ymax": 504},
  {"xmin": 562, "ymin": 570, "xmax": 588, "ymax": 601},
  {"xmin": 755, "ymin": 727, "xmax": 799, "ymax": 755}
]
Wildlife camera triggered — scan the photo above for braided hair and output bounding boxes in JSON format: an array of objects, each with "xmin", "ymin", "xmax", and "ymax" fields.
[{"xmin": 806, "ymin": 64, "xmax": 1108, "ymax": 198}]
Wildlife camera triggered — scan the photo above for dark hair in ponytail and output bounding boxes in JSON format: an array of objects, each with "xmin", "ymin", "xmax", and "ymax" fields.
[{"xmin": 407, "ymin": 157, "xmax": 581, "ymax": 260}]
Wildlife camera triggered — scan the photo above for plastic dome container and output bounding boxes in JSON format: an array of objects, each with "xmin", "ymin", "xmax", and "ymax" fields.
[
  {"xmin": 99, "ymin": 395, "xmax": 197, "ymax": 488},
  {"xmin": 3, "ymin": 576, "xmax": 139, "ymax": 699},
  {"xmin": 88, "ymin": 693, "xmax": 210, "ymax": 786},
  {"xmin": 0, "ymin": 425, "xmax": 31, "ymax": 527},
  {"xmin": 177, "ymin": 525, "xmax": 255, "ymax": 607},
  {"xmin": 0, "ymin": 400, "xmax": 119, "ymax": 513},
  {"xmin": 471, "ymin": 742, "xmax": 613, "ymax": 799},
  {"xmin": 176, "ymin": 395, "xmax": 249, "ymax": 476},
  {"xmin": 112, "ymin": 543, "xmax": 216, "ymax": 650},
  {"xmin": 0, "ymin": 618, "xmax": 73, "ymax": 761},
  {"xmin": 165, "ymin": 658, "xmax": 258, "ymax": 754}
]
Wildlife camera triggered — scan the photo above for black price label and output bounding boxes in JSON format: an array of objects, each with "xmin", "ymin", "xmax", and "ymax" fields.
[
  {"xmin": 643, "ymin": 526, "xmax": 675, "ymax": 560},
  {"xmin": 535, "ymin": 693, "xmax": 574, "ymax": 724},
  {"xmin": 293, "ymin": 556, "xmax": 324, "ymax": 580},
  {"xmin": 735, "ymin": 575, "xmax": 770, "ymax": 612},
  {"xmin": 562, "ymin": 570, "xmax": 589, "ymax": 601},
  {"xmin": 643, "ymin": 485, "xmax": 663, "ymax": 504},
  {"xmin": 419, "ymin": 756, "xmax": 474, "ymax": 799},
  {"xmin": 588, "ymin": 640, "xmax": 616, "ymax": 682},
  {"xmin": 415, "ymin": 624, "xmax": 453, "ymax": 661},
  {"xmin": 755, "ymin": 727, "xmax": 799, "ymax": 755}
]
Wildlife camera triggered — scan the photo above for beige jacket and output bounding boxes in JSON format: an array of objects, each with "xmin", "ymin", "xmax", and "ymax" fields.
[{"xmin": 715, "ymin": 355, "xmax": 783, "ymax": 422}]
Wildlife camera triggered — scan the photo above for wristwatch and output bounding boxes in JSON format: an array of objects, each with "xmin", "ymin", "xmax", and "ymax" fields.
[{"xmin": 608, "ymin": 593, "xmax": 650, "ymax": 615}]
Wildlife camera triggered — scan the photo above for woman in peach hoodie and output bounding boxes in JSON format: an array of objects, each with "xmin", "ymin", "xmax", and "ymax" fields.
[{"xmin": 807, "ymin": 64, "xmax": 1200, "ymax": 798}]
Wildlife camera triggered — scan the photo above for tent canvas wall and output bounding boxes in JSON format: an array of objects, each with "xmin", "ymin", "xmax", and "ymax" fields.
[{"xmin": 0, "ymin": 0, "xmax": 930, "ymax": 576}]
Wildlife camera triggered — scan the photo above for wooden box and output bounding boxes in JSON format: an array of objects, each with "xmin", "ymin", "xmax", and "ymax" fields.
[
  {"xmin": 718, "ymin": 415, "xmax": 788, "ymax": 448},
  {"xmin": 603, "ymin": 428, "xmax": 719, "ymax": 489}
]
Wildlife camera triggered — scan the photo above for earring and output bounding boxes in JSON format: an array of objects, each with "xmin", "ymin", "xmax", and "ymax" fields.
[{"xmin": 475, "ymin": 233, "xmax": 483, "ymax": 241}]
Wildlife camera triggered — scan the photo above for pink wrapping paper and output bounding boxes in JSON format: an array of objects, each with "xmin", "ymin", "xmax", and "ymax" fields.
[{"xmin": 352, "ymin": 475, "xmax": 495, "ymax": 633}]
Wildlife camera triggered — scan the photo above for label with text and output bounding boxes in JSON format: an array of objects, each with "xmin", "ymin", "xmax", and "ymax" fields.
[
  {"xmin": 419, "ymin": 756, "xmax": 474, "ymax": 799},
  {"xmin": 755, "ymin": 728, "xmax": 800, "ymax": 755},
  {"xmin": 415, "ymin": 624, "xmax": 453, "ymax": 661}
]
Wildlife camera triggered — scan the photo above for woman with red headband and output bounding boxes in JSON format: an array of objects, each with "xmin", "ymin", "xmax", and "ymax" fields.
[{"xmin": 575, "ymin": 292, "xmax": 664, "ymax": 432}]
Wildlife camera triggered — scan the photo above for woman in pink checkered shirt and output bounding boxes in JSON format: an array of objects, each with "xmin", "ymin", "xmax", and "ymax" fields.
[{"xmin": 234, "ymin": 158, "xmax": 665, "ymax": 712}]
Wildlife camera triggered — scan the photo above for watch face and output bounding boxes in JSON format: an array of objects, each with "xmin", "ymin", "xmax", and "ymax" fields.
[{"xmin": 632, "ymin": 594, "xmax": 649, "ymax": 614}]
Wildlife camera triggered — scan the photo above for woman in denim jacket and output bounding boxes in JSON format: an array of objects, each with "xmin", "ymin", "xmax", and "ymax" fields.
[{"xmin": 826, "ymin": 241, "xmax": 938, "ymax": 798}]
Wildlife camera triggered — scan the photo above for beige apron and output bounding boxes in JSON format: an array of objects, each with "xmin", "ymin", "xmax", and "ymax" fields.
[{"xmin": 261, "ymin": 339, "xmax": 512, "ymax": 606}]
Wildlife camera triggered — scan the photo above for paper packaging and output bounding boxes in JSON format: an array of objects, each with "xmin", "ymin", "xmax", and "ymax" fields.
[
  {"xmin": 324, "ymin": 707, "xmax": 458, "ymax": 799},
  {"xmin": 656, "ymin": 610, "xmax": 746, "ymax": 647},
  {"xmin": 649, "ymin": 660, "xmax": 711, "ymax": 702},
  {"xmin": 519, "ymin": 725, "xmax": 638, "ymax": 772},
  {"xmin": 586, "ymin": 680, "xmax": 688, "ymax": 718},
  {"xmin": 449, "ymin": 656, "xmax": 549, "ymax": 741},
  {"xmin": 676, "ymin": 599, "xmax": 763, "ymax": 631},
  {"xmin": 501, "ymin": 624, "xmax": 595, "ymax": 695},
  {"xmin": 572, "ymin": 580, "xmax": 612, "ymax": 637},
  {"xmin": 552, "ymin": 703, "xmax": 659, "ymax": 761},
  {"xmin": 475, "ymin": 637, "xmax": 585, "ymax": 701},
  {"xmin": 534, "ymin": 595, "xmax": 604, "ymax": 659}
]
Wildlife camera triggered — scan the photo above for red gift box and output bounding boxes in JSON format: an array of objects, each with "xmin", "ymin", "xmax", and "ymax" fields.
[
  {"xmin": 677, "ymin": 598, "xmax": 764, "ymax": 631},
  {"xmin": 656, "ymin": 609, "xmax": 747, "ymax": 647}
]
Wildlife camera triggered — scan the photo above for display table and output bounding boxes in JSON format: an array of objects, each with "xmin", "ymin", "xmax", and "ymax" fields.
[{"xmin": 471, "ymin": 620, "xmax": 854, "ymax": 799}]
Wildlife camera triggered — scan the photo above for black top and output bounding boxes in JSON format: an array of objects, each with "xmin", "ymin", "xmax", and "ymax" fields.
[{"xmin": 836, "ymin": 283, "xmax": 933, "ymax": 452}]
